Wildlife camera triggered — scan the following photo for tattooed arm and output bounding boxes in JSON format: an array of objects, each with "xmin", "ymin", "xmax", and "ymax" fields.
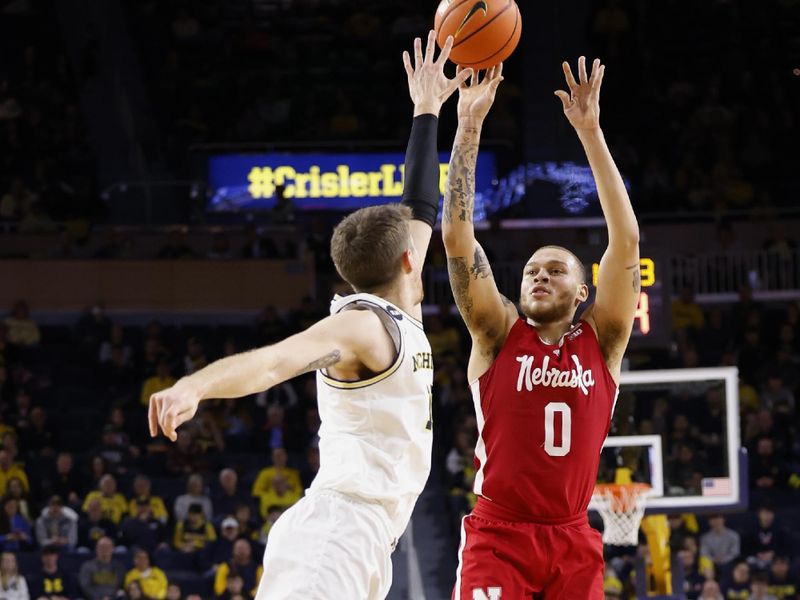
[
  {"xmin": 442, "ymin": 67, "xmax": 518, "ymax": 379},
  {"xmin": 148, "ymin": 310, "xmax": 394, "ymax": 440},
  {"xmin": 555, "ymin": 58, "xmax": 640, "ymax": 380}
]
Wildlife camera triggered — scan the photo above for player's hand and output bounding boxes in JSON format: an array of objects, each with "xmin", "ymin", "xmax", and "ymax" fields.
[
  {"xmin": 456, "ymin": 63, "xmax": 504, "ymax": 124},
  {"xmin": 403, "ymin": 30, "xmax": 473, "ymax": 117},
  {"xmin": 555, "ymin": 56, "xmax": 604, "ymax": 131},
  {"xmin": 148, "ymin": 380, "xmax": 201, "ymax": 442}
]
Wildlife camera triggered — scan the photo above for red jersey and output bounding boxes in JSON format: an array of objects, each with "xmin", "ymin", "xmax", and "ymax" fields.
[{"xmin": 469, "ymin": 318, "xmax": 618, "ymax": 522}]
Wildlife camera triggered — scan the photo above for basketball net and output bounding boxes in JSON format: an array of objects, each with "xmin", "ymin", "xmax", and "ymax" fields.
[{"xmin": 592, "ymin": 482, "xmax": 650, "ymax": 546}]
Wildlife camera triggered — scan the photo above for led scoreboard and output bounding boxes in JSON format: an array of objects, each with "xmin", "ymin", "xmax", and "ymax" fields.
[{"xmin": 591, "ymin": 256, "xmax": 670, "ymax": 347}]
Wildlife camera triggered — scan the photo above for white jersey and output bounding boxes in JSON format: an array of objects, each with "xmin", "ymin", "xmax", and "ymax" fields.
[{"xmin": 309, "ymin": 292, "xmax": 434, "ymax": 540}]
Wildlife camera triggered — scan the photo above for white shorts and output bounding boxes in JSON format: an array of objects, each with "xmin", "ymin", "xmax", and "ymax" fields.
[{"xmin": 254, "ymin": 489, "xmax": 395, "ymax": 600}]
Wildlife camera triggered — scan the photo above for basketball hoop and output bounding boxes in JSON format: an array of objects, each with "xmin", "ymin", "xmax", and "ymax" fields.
[{"xmin": 592, "ymin": 483, "xmax": 650, "ymax": 546}]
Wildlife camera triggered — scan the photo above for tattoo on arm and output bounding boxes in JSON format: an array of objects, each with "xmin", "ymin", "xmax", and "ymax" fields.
[
  {"xmin": 469, "ymin": 246, "xmax": 491, "ymax": 280},
  {"xmin": 443, "ymin": 143, "xmax": 478, "ymax": 225},
  {"xmin": 626, "ymin": 262, "xmax": 641, "ymax": 293},
  {"xmin": 447, "ymin": 257, "xmax": 473, "ymax": 318},
  {"xmin": 293, "ymin": 350, "xmax": 341, "ymax": 377}
]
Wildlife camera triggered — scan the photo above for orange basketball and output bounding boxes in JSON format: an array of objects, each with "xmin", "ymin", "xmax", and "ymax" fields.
[{"xmin": 434, "ymin": 0, "xmax": 521, "ymax": 71}]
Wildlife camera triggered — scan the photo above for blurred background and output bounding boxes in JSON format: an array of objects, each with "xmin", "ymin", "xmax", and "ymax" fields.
[{"xmin": 0, "ymin": 0, "xmax": 799, "ymax": 599}]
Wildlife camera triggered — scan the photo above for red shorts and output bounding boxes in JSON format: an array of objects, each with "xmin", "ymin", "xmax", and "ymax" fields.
[{"xmin": 452, "ymin": 499, "xmax": 605, "ymax": 600}]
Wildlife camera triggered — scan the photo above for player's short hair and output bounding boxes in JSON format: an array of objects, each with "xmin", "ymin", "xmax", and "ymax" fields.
[
  {"xmin": 534, "ymin": 245, "xmax": 587, "ymax": 283},
  {"xmin": 331, "ymin": 204, "xmax": 413, "ymax": 292}
]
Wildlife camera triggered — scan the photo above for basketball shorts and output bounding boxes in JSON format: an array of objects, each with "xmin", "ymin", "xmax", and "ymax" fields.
[
  {"xmin": 453, "ymin": 501, "xmax": 604, "ymax": 600},
  {"xmin": 255, "ymin": 489, "xmax": 395, "ymax": 600}
]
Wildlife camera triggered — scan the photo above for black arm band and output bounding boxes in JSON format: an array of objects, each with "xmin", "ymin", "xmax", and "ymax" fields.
[{"xmin": 401, "ymin": 114, "xmax": 440, "ymax": 228}]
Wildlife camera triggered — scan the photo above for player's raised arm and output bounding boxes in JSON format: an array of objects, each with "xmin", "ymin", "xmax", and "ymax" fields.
[
  {"xmin": 148, "ymin": 310, "xmax": 392, "ymax": 441},
  {"xmin": 556, "ymin": 57, "xmax": 640, "ymax": 379},
  {"xmin": 442, "ymin": 66, "xmax": 518, "ymax": 370},
  {"xmin": 400, "ymin": 31, "xmax": 473, "ymax": 277}
]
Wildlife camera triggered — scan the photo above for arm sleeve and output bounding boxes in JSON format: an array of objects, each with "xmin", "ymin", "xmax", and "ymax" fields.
[{"xmin": 401, "ymin": 114, "xmax": 441, "ymax": 227}]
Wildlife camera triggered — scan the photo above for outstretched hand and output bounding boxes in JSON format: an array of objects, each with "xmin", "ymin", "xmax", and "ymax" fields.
[
  {"xmin": 555, "ymin": 56, "xmax": 605, "ymax": 131},
  {"xmin": 403, "ymin": 30, "xmax": 474, "ymax": 117},
  {"xmin": 148, "ymin": 381, "xmax": 201, "ymax": 442},
  {"xmin": 456, "ymin": 63, "xmax": 504, "ymax": 124}
]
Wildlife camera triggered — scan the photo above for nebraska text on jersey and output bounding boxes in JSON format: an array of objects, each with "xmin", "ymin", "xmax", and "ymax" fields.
[{"xmin": 515, "ymin": 353, "xmax": 596, "ymax": 396}]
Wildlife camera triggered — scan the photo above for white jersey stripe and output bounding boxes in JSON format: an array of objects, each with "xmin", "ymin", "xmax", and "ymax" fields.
[
  {"xmin": 470, "ymin": 380, "xmax": 488, "ymax": 497},
  {"xmin": 454, "ymin": 516, "xmax": 468, "ymax": 600}
]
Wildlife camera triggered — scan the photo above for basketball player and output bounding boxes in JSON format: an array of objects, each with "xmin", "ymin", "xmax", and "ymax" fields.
[
  {"xmin": 443, "ymin": 57, "xmax": 640, "ymax": 599},
  {"xmin": 149, "ymin": 32, "xmax": 478, "ymax": 600}
]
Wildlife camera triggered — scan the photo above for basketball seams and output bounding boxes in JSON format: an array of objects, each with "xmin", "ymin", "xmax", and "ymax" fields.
[
  {"xmin": 452, "ymin": 0, "xmax": 512, "ymax": 49},
  {"xmin": 458, "ymin": 3, "xmax": 520, "ymax": 68},
  {"xmin": 436, "ymin": 0, "xmax": 473, "ymax": 44}
]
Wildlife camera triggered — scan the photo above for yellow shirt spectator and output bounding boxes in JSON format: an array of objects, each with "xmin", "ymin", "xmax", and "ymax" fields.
[
  {"xmin": 0, "ymin": 454, "xmax": 29, "ymax": 496},
  {"xmin": 141, "ymin": 372, "xmax": 177, "ymax": 406},
  {"xmin": 128, "ymin": 495, "xmax": 168, "ymax": 523},
  {"xmin": 4, "ymin": 316, "xmax": 41, "ymax": 346},
  {"xmin": 124, "ymin": 567, "xmax": 168, "ymax": 600},
  {"xmin": 671, "ymin": 289, "xmax": 705, "ymax": 331},
  {"xmin": 173, "ymin": 510, "xmax": 217, "ymax": 552},
  {"xmin": 83, "ymin": 490, "xmax": 128, "ymax": 524},
  {"xmin": 251, "ymin": 447, "xmax": 301, "ymax": 498},
  {"xmin": 256, "ymin": 477, "xmax": 301, "ymax": 519}
]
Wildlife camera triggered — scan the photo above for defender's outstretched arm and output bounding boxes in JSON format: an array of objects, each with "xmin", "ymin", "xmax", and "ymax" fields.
[{"xmin": 148, "ymin": 309, "xmax": 392, "ymax": 441}]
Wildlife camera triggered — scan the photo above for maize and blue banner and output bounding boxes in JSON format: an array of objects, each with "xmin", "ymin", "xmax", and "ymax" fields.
[{"xmin": 207, "ymin": 152, "xmax": 497, "ymax": 212}]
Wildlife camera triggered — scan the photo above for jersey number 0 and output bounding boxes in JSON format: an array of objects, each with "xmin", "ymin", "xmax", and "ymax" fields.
[{"xmin": 544, "ymin": 402, "xmax": 572, "ymax": 457}]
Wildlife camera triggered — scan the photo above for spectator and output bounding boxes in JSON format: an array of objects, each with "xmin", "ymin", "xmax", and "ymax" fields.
[
  {"xmin": 219, "ymin": 574, "xmax": 245, "ymax": 600},
  {"xmin": 128, "ymin": 474, "xmax": 168, "ymax": 524},
  {"xmin": 201, "ymin": 516, "xmax": 240, "ymax": 570},
  {"xmin": 173, "ymin": 503, "xmax": 216, "ymax": 553},
  {"xmin": 701, "ymin": 514, "xmax": 741, "ymax": 570},
  {"xmin": 750, "ymin": 572, "xmax": 778, "ymax": 600},
  {"xmin": 767, "ymin": 556, "xmax": 797, "ymax": 599},
  {"xmin": 749, "ymin": 437, "xmax": 786, "ymax": 490},
  {"xmin": 183, "ymin": 337, "xmax": 207, "ymax": 376},
  {"xmin": 672, "ymin": 286, "xmax": 705, "ymax": 332},
  {"xmin": 42, "ymin": 452, "xmax": 83, "ymax": 506},
  {"xmin": 124, "ymin": 579, "xmax": 145, "ymax": 600},
  {"xmin": 166, "ymin": 431, "xmax": 208, "ymax": 476},
  {"xmin": 255, "ymin": 474, "xmax": 300, "ymax": 519},
  {"xmin": 251, "ymin": 447, "xmax": 301, "ymax": 499},
  {"xmin": 212, "ymin": 468, "xmax": 246, "ymax": 519},
  {"xmin": 118, "ymin": 499, "xmax": 165, "ymax": 554},
  {"xmin": 141, "ymin": 361, "xmax": 177, "ymax": 406},
  {"xmin": 723, "ymin": 560, "xmax": 750, "ymax": 599},
  {"xmin": 19, "ymin": 406, "xmax": 57, "ymax": 460},
  {"xmin": 257, "ymin": 506, "xmax": 284, "ymax": 546},
  {"xmin": 78, "ymin": 537, "xmax": 125, "ymax": 600},
  {"xmin": 207, "ymin": 233, "xmax": 233, "ymax": 260},
  {"xmin": 34, "ymin": 495, "xmax": 78, "ymax": 550},
  {"xmin": 0, "ymin": 552, "xmax": 28, "ymax": 600},
  {"xmin": 28, "ymin": 545, "xmax": 76, "ymax": 600},
  {"xmin": 0, "ymin": 496, "xmax": 32, "ymax": 551},
  {"xmin": 746, "ymin": 504, "xmax": 787, "ymax": 560},
  {"xmin": 82, "ymin": 474, "xmax": 128, "ymax": 524},
  {"xmin": 94, "ymin": 425, "xmax": 136, "ymax": 476},
  {"xmin": 4, "ymin": 300, "xmax": 41, "ymax": 347},
  {"xmin": 232, "ymin": 504, "xmax": 259, "ymax": 543},
  {"xmin": 0, "ymin": 449, "xmax": 29, "ymax": 496},
  {"xmin": 124, "ymin": 548, "xmax": 168, "ymax": 600},
  {"xmin": 157, "ymin": 230, "xmax": 197, "ymax": 260},
  {"xmin": 698, "ymin": 579, "xmax": 724, "ymax": 600},
  {"xmin": 212, "ymin": 539, "xmax": 262, "ymax": 599},
  {"xmin": 99, "ymin": 324, "xmax": 132, "ymax": 365},
  {"xmin": 174, "ymin": 473, "xmax": 213, "ymax": 522},
  {"xmin": 77, "ymin": 498, "xmax": 117, "ymax": 551},
  {"xmin": 4, "ymin": 476, "xmax": 31, "ymax": 520}
]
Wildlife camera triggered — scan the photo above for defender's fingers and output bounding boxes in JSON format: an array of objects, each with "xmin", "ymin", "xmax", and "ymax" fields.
[
  {"xmin": 563, "ymin": 61, "xmax": 579, "ymax": 90},
  {"xmin": 578, "ymin": 56, "xmax": 588, "ymax": 84},
  {"xmin": 554, "ymin": 90, "xmax": 571, "ymax": 110}
]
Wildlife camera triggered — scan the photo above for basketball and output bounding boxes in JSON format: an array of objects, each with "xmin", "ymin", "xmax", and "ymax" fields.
[{"xmin": 434, "ymin": 0, "xmax": 521, "ymax": 71}]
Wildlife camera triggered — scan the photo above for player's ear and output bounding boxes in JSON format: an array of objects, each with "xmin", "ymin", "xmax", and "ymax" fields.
[
  {"xmin": 401, "ymin": 248, "xmax": 416, "ymax": 274},
  {"xmin": 576, "ymin": 283, "xmax": 589, "ymax": 304}
]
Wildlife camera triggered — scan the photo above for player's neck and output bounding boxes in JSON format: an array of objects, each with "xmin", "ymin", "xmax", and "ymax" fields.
[
  {"xmin": 369, "ymin": 284, "xmax": 416, "ymax": 316},
  {"xmin": 529, "ymin": 318, "xmax": 574, "ymax": 346}
]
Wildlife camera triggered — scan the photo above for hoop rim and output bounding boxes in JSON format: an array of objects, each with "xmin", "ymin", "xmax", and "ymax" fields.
[{"xmin": 593, "ymin": 482, "xmax": 652, "ymax": 498}]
